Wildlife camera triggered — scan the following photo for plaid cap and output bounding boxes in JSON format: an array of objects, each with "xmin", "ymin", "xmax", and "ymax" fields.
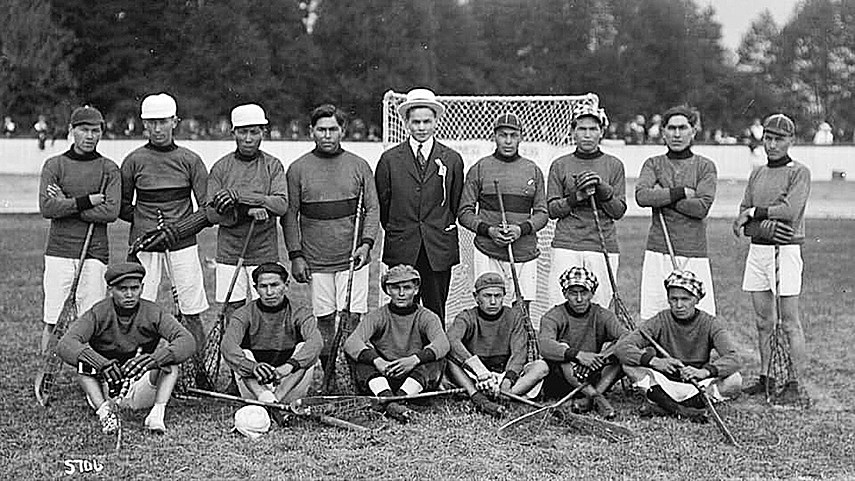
[
  {"xmin": 474, "ymin": 272, "xmax": 505, "ymax": 293},
  {"xmin": 664, "ymin": 270, "xmax": 705, "ymax": 299},
  {"xmin": 763, "ymin": 113, "xmax": 795, "ymax": 137},
  {"xmin": 571, "ymin": 94, "xmax": 609, "ymax": 128},
  {"xmin": 382, "ymin": 264, "xmax": 421, "ymax": 294},
  {"xmin": 494, "ymin": 112, "xmax": 522, "ymax": 132},
  {"xmin": 251, "ymin": 262, "xmax": 289, "ymax": 284},
  {"xmin": 559, "ymin": 266, "xmax": 598, "ymax": 294}
]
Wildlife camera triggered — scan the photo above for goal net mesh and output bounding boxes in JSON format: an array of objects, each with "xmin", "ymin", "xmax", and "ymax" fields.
[{"xmin": 381, "ymin": 90, "xmax": 599, "ymax": 327}]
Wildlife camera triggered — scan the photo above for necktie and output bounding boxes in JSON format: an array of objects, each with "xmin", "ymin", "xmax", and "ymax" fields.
[{"xmin": 416, "ymin": 143, "xmax": 427, "ymax": 171}]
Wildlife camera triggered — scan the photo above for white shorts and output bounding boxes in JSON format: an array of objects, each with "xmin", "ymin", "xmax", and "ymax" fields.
[
  {"xmin": 137, "ymin": 246, "xmax": 209, "ymax": 315},
  {"xmin": 742, "ymin": 244, "xmax": 802, "ymax": 296},
  {"xmin": 215, "ymin": 264, "xmax": 259, "ymax": 303},
  {"xmin": 472, "ymin": 249, "xmax": 537, "ymax": 303},
  {"xmin": 639, "ymin": 251, "xmax": 716, "ymax": 320},
  {"xmin": 43, "ymin": 256, "xmax": 107, "ymax": 325},
  {"xmin": 548, "ymin": 249, "xmax": 620, "ymax": 309},
  {"xmin": 310, "ymin": 266, "xmax": 370, "ymax": 317}
]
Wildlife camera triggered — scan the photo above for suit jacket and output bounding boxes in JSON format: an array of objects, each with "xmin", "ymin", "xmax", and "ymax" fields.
[{"xmin": 375, "ymin": 139, "xmax": 464, "ymax": 271}]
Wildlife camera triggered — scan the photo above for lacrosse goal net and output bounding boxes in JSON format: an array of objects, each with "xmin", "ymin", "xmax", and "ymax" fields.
[{"xmin": 381, "ymin": 90, "xmax": 600, "ymax": 327}]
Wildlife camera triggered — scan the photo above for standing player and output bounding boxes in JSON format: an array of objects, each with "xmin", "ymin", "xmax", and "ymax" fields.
[
  {"xmin": 458, "ymin": 113, "xmax": 548, "ymax": 308},
  {"xmin": 120, "ymin": 93, "xmax": 209, "ymax": 379},
  {"xmin": 546, "ymin": 98, "xmax": 627, "ymax": 308},
  {"xmin": 375, "ymin": 88, "xmax": 465, "ymax": 322},
  {"xmin": 282, "ymin": 104, "xmax": 379, "ymax": 372},
  {"xmin": 635, "ymin": 106, "xmax": 717, "ymax": 319},
  {"xmin": 208, "ymin": 104, "xmax": 287, "ymax": 318},
  {"xmin": 732, "ymin": 114, "xmax": 810, "ymax": 400},
  {"xmin": 39, "ymin": 106, "xmax": 121, "ymax": 355},
  {"xmin": 57, "ymin": 263, "xmax": 195, "ymax": 434}
]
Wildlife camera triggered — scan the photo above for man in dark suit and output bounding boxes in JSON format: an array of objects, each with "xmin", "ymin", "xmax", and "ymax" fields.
[{"xmin": 375, "ymin": 88, "xmax": 464, "ymax": 324}]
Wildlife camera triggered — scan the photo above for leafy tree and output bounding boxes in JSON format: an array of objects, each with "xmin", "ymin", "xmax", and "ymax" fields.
[{"xmin": 0, "ymin": 0, "xmax": 75, "ymax": 120}]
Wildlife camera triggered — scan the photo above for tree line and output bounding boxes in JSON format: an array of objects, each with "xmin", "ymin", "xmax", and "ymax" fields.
[{"xmin": 1, "ymin": 0, "xmax": 853, "ymax": 141}]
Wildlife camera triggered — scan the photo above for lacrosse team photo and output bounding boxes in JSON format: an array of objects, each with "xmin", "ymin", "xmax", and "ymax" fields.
[{"xmin": 2, "ymin": 0, "xmax": 854, "ymax": 479}]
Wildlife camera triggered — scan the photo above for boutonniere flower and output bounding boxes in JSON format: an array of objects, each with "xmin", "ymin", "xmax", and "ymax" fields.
[{"xmin": 435, "ymin": 158, "xmax": 448, "ymax": 206}]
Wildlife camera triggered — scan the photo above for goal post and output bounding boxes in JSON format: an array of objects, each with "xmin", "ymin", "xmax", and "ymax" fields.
[{"xmin": 380, "ymin": 90, "xmax": 600, "ymax": 327}]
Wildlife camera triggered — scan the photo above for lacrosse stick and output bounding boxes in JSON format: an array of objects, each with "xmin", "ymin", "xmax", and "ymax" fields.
[
  {"xmin": 292, "ymin": 387, "xmax": 467, "ymax": 412},
  {"xmin": 494, "ymin": 180, "xmax": 540, "ymax": 363},
  {"xmin": 588, "ymin": 190, "xmax": 635, "ymax": 331},
  {"xmin": 658, "ymin": 209, "xmax": 682, "ymax": 271},
  {"xmin": 499, "ymin": 390, "xmax": 635, "ymax": 443},
  {"xmin": 157, "ymin": 209, "xmax": 199, "ymax": 393},
  {"xmin": 35, "ymin": 177, "xmax": 107, "ymax": 406},
  {"xmin": 638, "ymin": 329, "xmax": 738, "ymax": 446},
  {"xmin": 186, "ymin": 387, "xmax": 368, "ymax": 431},
  {"xmin": 766, "ymin": 245, "xmax": 801, "ymax": 405},
  {"xmin": 202, "ymin": 219, "xmax": 256, "ymax": 392},
  {"xmin": 322, "ymin": 184, "xmax": 364, "ymax": 394}
]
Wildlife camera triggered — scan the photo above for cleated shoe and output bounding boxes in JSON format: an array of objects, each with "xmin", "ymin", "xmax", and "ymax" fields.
[
  {"xmin": 637, "ymin": 402, "xmax": 668, "ymax": 418},
  {"xmin": 592, "ymin": 395, "xmax": 616, "ymax": 420},
  {"xmin": 471, "ymin": 392, "xmax": 507, "ymax": 418},
  {"xmin": 97, "ymin": 401, "xmax": 120, "ymax": 435},
  {"xmin": 267, "ymin": 407, "xmax": 289, "ymax": 427},
  {"xmin": 743, "ymin": 375, "xmax": 774, "ymax": 396},
  {"xmin": 383, "ymin": 401, "xmax": 414, "ymax": 424},
  {"xmin": 571, "ymin": 396, "xmax": 592, "ymax": 414},
  {"xmin": 775, "ymin": 381, "xmax": 805, "ymax": 405},
  {"xmin": 673, "ymin": 404, "xmax": 709, "ymax": 424}
]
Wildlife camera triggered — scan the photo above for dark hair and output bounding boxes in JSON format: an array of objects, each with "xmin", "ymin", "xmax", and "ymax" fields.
[
  {"xmin": 662, "ymin": 105, "xmax": 699, "ymax": 127},
  {"xmin": 310, "ymin": 104, "xmax": 347, "ymax": 128}
]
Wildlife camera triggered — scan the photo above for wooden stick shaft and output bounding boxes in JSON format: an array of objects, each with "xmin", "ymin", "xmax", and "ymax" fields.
[
  {"xmin": 187, "ymin": 388, "xmax": 368, "ymax": 432},
  {"xmin": 657, "ymin": 210, "xmax": 680, "ymax": 270},
  {"xmin": 637, "ymin": 330, "xmax": 738, "ymax": 446}
]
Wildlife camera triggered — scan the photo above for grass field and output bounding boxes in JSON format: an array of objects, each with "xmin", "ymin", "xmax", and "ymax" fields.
[{"xmin": 2, "ymin": 215, "xmax": 854, "ymax": 480}]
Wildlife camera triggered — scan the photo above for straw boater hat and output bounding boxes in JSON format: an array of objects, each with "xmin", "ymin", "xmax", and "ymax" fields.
[{"xmin": 397, "ymin": 88, "xmax": 446, "ymax": 120}]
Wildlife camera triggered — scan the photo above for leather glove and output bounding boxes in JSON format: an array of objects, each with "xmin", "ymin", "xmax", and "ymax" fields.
[
  {"xmin": 160, "ymin": 223, "xmax": 180, "ymax": 249},
  {"xmin": 594, "ymin": 181, "xmax": 613, "ymax": 201},
  {"xmin": 212, "ymin": 189, "xmax": 238, "ymax": 214},
  {"xmin": 574, "ymin": 171, "xmax": 601, "ymax": 194},
  {"xmin": 100, "ymin": 360, "xmax": 124, "ymax": 386},
  {"xmin": 759, "ymin": 219, "xmax": 795, "ymax": 244},
  {"xmin": 122, "ymin": 353, "xmax": 159, "ymax": 379},
  {"xmin": 253, "ymin": 362, "xmax": 278, "ymax": 385}
]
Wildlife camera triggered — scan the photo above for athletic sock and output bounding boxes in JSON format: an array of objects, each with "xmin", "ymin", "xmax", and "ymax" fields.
[
  {"xmin": 368, "ymin": 377, "xmax": 392, "ymax": 395},
  {"xmin": 399, "ymin": 377, "xmax": 423, "ymax": 396}
]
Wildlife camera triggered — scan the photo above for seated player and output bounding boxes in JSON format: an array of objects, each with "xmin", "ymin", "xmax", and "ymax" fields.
[
  {"xmin": 57, "ymin": 263, "xmax": 195, "ymax": 434},
  {"xmin": 539, "ymin": 267, "xmax": 626, "ymax": 419},
  {"xmin": 446, "ymin": 273, "xmax": 549, "ymax": 418},
  {"xmin": 344, "ymin": 265, "xmax": 449, "ymax": 423},
  {"xmin": 220, "ymin": 262, "xmax": 322, "ymax": 412},
  {"xmin": 615, "ymin": 270, "xmax": 743, "ymax": 422}
]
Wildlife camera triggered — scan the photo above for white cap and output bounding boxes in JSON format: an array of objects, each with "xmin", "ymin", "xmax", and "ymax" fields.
[
  {"xmin": 231, "ymin": 104, "xmax": 268, "ymax": 128},
  {"xmin": 141, "ymin": 93, "xmax": 177, "ymax": 119},
  {"xmin": 232, "ymin": 405, "xmax": 270, "ymax": 440}
]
